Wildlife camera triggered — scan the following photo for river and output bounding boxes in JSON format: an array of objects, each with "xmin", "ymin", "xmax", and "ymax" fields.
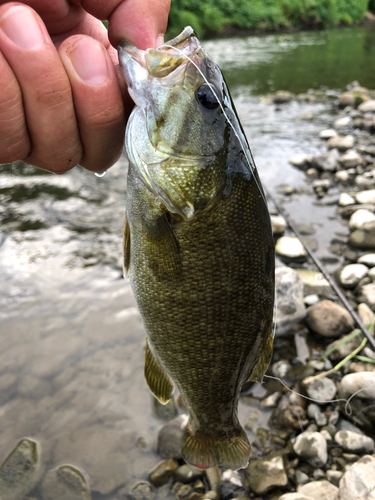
[{"xmin": 0, "ymin": 26, "xmax": 374, "ymax": 499}]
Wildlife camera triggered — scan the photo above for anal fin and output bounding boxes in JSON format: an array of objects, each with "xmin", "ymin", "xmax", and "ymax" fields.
[{"xmin": 145, "ymin": 341, "xmax": 174, "ymax": 404}]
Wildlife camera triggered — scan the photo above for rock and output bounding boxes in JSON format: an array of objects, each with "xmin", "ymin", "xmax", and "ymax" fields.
[
  {"xmin": 307, "ymin": 404, "xmax": 327, "ymax": 426},
  {"xmin": 305, "ymin": 378, "xmax": 337, "ymax": 405},
  {"xmin": 336, "ymin": 170, "xmax": 350, "ymax": 182},
  {"xmin": 298, "ymin": 480, "xmax": 339, "ymax": 500},
  {"xmin": 271, "ymin": 215, "xmax": 287, "ymax": 234},
  {"xmin": 327, "ymin": 135, "xmax": 355, "ymax": 151},
  {"xmin": 175, "ymin": 465, "xmax": 203, "ymax": 484},
  {"xmin": 295, "ymin": 269, "xmax": 331, "ymax": 296},
  {"xmin": 293, "ymin": 432, "xmax": 328, "ymax": 467},
  {"xmin": 175, "ymin": 484, "xmax": 193, "ymax": 499},
  {"xmin": 260, "ymin": 391, "xmax": 282, "ymax": 408},
  {"xmin": 0, "ymin": 438, "xmax": 42, "ymax": 500},
  {"xmin": 272, "ymin": 360, "xmax": 292, "ymax": 378},
  {"xmin": 349, "ymin": 209, "xmax": 375, "ymax": 230},
  {"xmin": 245, "ymin": 455, "xmax": 288, "ymax": 494},
  {"xmin": 339, "ymin": 455, "xmax": 375, "ymax": 500},
  {"xmin": 41, "ymin": 465, "xmax": 91, "ymax": 500},
  {"xmin": 129, "ymin": 482, "xmax": 155, "ymax": 500},
  {"xmin": 274, "ymin": 90, "xmax": 294, "ymax": 104},
  {"xmin": 279, "ymin": 494, "xmax": 315, "ymax": 500},
  {"xmin": 305, "ymin": 300, "xmax": 354, "ymax": 338},
  {"xmin": 358, "ymin": 282, "xmax": 375, "ymax": 308},
  {"xmin": 202, "ymin": 491, "xmax": 218, "ymax": 500},
  {"xmin": 311, "ymin": 149, "xmax": 340, "ymax": 172},
  {"xmin": 334, "ymin": 430, "xmax": 374, "ymax": 454},
  {"xmin": 276, "ymin": 236, "xmax": 307, "ymax": 261},
  {"xmin": 339, "ymin": 193, "xmax": 355, "ymax": 206},
  {"xmin": 341, "ymin": 372, "xmax": 375, "ymax": 399},
  {"xmin": 349, "ymin": 220, "xmax": 375, "ymax": 250},
  {"xmin": 289, "ymin": 155, "xmax": 311, "ymax": 170},
  {"xmin": 326, "ymin": 470, "xmax": 342, "ymax": 487},
  {"xmin": 320, "ymin": 129, "xmax": 337, "ymax": 139},
  {"xmin": 335, "ymin": 116, "xmax": 352, "ymax": 127},
  {"xmin": 339, "ymin": 203, "xmax": 375, "ymax": 219},
  {"xmin": 304, "ymin": 294, "xmax": 320, "ymax": 306},
  {"xmin": 157, "ymin": 415, "xmax": 188, "ymax": 459},
  {"xmin": 220, "ymin": 470, "xmax": 244, "ymax": 500},
  {"xmin": 340, "ymin": 149, "xmax": 363, "ymax": 168},
  {"xmin": 149, "ymin": 459, "xmax": 179, "ymax": 487},
  {"xmin": 338, "ymin": 263, "xmax": 369, "ymax": 288},
  {"xmin": 295, "ymin": 470, "xmax": 310, "ymax": 485},
  {"xmin": 339, "ymin": 93, "xmax": 356, "ymax": 108},
  {"xmin": 369, "ymin": 267, "xmax": 375, "ymax": 280},
  {"xmin": 275, "ymin": 267, "xmax": 306, "ymax": 334},
  {"xmin": 358, "ymin": 100, "xmax": 375, "ymax": 112},
  {"xmin": 355, "ymin": 189, "xmax": 375, "ymax": 205}
]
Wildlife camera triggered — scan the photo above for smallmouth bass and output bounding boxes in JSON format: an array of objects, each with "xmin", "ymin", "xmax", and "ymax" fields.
[{"xmin": 118, "ymin": 27, "xmax": 275, "ymax": 470}]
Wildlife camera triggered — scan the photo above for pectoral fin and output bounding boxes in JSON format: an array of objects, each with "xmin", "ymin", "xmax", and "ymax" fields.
[
  {"xmin": 123, "ymin": 214, "xmax": 131, "ymax": 274},
  {"xmin": 145, "ymin": 341, "xmax": 174, "ymax": 404},
  {"xmin": 247, "ymin": 326, "xmax": 274, "ymax": 383}
]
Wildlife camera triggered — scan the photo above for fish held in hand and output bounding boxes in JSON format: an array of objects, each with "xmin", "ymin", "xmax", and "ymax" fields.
[{"xmin": 118, "ymin": 27, "xmax": 275, "ymax": 470}]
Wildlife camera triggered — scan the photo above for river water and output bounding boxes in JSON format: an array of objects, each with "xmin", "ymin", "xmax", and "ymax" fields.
[{"xmin": 0, "ymin": 26, "xmax": 374, "ymax": 499}]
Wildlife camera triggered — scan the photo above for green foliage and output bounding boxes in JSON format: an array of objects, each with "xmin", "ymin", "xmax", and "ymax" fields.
[
  {"xmin": 167, "ymin": 0, "xmax": 369, "ymax": 37},
  {"xmin": 369, "ymin": 0, "xmax": 375, "ymax": 13}
]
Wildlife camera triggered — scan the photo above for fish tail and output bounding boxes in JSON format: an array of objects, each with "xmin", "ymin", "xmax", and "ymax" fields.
[{"xmin": 182, "ymin": 421, "xmax": 250, "ymax": 470}]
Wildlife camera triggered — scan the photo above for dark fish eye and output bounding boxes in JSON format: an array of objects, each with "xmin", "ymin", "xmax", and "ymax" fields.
[{"xmin": 195, "ymin": 84, "xmax": 219, "ymax": 110}]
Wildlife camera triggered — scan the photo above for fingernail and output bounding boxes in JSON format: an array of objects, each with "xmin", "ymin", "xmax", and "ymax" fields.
[
  {"xmin": 69, "ymin": 38, "xmax": 109, "ymax": 85},
  {"xmin": 1, "ymin": 6, "xmax": 45, "ymax": 50},
  {"xmin": 155, "ymin": 34, "xmax": 164, "ymax": 47}
]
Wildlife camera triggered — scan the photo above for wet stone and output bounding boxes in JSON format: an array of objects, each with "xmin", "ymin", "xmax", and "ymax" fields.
[
  {"xmin": 176, "ymin": 484, "xmax": 193, "ymax": 499},
  {"xmin": 338, "ymin": 263, "xmax": 369, "ymax": 288},
  {"xmin": 338, "ymin": 193, "xmax": 355, "ymax": 206},
  {"xmin": 0, "ymin": 438, "xmax": 42, "ymax": 500},
  {"xmin": 276, "ymin": 236, "xmax": 307, "ymax": 261},
  {"xmin": 245, "ymin": 455, "xmax": 288, "ymax": 494},
  {"xmin": 339, "ymin": 455, "xmax": 375, "ymax": 500},
  {"xmin": 334, "ymin": 430, "xmax": 374, "ymax": 454},
  {"xmin": 349, "ymin": 209, "xmax": 375, "ymax": 230},
  {"xmin": 298, "ymin": 480, "xmax": 339, "ymax": 500},
  {"xmin": 350, "ymin": 220, "xmax": 375, "ymax": 250},
  {"xmin": 305, "ymin": 300, "xmax": 354, "ymax": 338},
  {"xmin": 149, "ymin": 459, "xmax": 179, "ymax": 487},
  {"xmin": 293, "ymin": 432, "xmax": 328, "ymax": 468},
  {"xmin": 129, "ymin": 482, "xmax": 155, "ymax": 500},
  {"xmin": 157, "ymin": 415, "xmax": 188, "ymax": 460},
  {"xmin": 355, "ymin": 189, "xmax": 375, "ymax": 205},
  {"xmin": 175, "ymin": 465, "xmax": 203, "ymax": 484},
  {"xmin": 41, "ymin": 465, "xmax": 91, "ymax": 500}
]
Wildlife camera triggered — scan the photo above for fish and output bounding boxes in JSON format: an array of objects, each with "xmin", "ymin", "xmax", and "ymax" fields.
[{"xmin": 118, "ymin": 26, "xmax": 275, "ymax": 471}]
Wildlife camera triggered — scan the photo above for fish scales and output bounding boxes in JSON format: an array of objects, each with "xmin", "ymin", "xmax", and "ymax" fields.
[{"xmin": 119, "ymin": 27, "xmax": 275, "ymax": 470}]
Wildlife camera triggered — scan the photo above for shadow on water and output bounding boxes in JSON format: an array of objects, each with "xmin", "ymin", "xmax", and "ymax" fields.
[{"xmin": 0, "ymin": 26, "xmax": 374, "ymax": 499}]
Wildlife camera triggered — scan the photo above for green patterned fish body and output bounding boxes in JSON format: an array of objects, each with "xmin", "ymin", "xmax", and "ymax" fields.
[{"xmin": 118, "ymin": 27, "xmax": 275, "ymax": 470}]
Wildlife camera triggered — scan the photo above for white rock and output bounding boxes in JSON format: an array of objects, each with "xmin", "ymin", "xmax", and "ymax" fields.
[
  {"xmin": 245, "ymin": 455, "xmax": 288, "ymax": 494},
  {"xmin": 293, "ymin": 432, "xmax": 328, "ymax": 467},
  {"xmin": 334, "ymin": 430, "xmax": 374, "ymax": 454},
  {"xmin": 339, "ymin": 263, "xmax": 369, "ymax": 288},
  {"xmin": 334, "ymin": 116, "xmax": 352, "ymax": 127},
  {"xmin": 357, "ymin": 253, "xmax": 375, "ymax": 267},
  {"xmin": 279, "ymin": 494, "xmax": 315, "ymax": 500},
  {"xmin": 276, "ymin": 236, "xmax": 307, "ymax": 260},
  {"xmin": 340, "ymin": 149, "xmax": 362, "ymax": 168},
  {"xmin": 304, "ymin": 294, "xmax": 320, "ymax": 306},
  {"xmin": 339, "ymin": 193, "xmax": 355, "ymax": 206},
  {"xmin": 359, "ymin": 283, "xmax": 375, "ymax": 308},
  {"xmin": 319, "ymin": 129, "xmax": 337, "ymax": 140},
  {"xmin": 341, "ymin": 372, "xmax": 375, "ymax": 399},
  {"xmin": 312, "ymin": 149, "xmax": 339, "ymax": 171},
  {"xmin": 357, "ymin": 302, "xmax": 375, "ymax": 325},
  {"xmin": 358, "ymin": 100, "xmax": 375, "ymax": 113},
  {"xmin": 369, "ymin": 267, "xmax": 375, "ymax": 281},
  {"xmin": 335, "ymin": 170, "xmax": 349, "ymax": 182},
  {"xmin": 355, "ymin": 175, "xmax": 375, "ymax": 188},
  {"xmin": 349, "ymin": 209, "xmax": 375, "ymax": 230},
  {"xmin": 339, "ymin": 455, "xmax": 375, "ymax": 500},
  {"xmin": 290, "ymin": 155, "xmax": 311, "ymax": 169},
  {"xmin": 355, "ymin": 189, "xmax": 375, "ymax": 204},
  {"xmin": 298, "ymin": 480, "xmax": 339, "ymax": 500},
  {"xmin": 327, "ymin": 135, "xmax": 355, "ymax": 151},
  {"xmin": 275, "ymin": 267, "xmax": 306, "ymax": 334},
  {"xmin": 271, "ymin": 215, "xmax": 287, "ymax": 234}
]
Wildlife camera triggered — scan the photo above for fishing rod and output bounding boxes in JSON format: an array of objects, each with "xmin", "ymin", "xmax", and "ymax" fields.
[{"xmin": 264, "ymin": 187, "xmax": 375, "ymax": 352}]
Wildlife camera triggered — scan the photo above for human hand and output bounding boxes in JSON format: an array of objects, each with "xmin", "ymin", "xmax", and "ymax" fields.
[{"xmin": 0, "ymin": 0, "xmax": 170, "ymax": 173}]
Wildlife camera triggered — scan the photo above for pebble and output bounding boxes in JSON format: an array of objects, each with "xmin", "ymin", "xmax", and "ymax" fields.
[
  {"xmin": 295, "ymin": 470, "xmax": 310, "ymax": 485},
  {"xmin": 279, "ymin": 495, "xmax": 315, "ymax": 500},
  {"xmin": 355, "ymin": 189, "xmax": 375, "ymax": 204},
  {"xmin": 276, "ymin": 236, "xmax": 307, "ymax": 260},
  {"xmin": 358, "ymin": 282, "xmax": 375, "ymax": 308},
  {"xmin": 289, "ymin": 155, "xmax": 311, "ymax": 169},
  {"xmin": 201, "ymin": 491, "xmax": 218, "ymax": 500},
  {"xmin": 358, "ymin": 302, "xmax": 375, "ymax": 326},
  {"xmin": 305, "ymin": 300, "xmax": 354, "ymax": 338},
  {"xmin": 260, "ymin": 391, "xmax": 282, "ymax": 408},
  {"xmin": 0, "ymin": 438, "xmax": 42, "ymax": 500},
  {"xmin": 41, "ymin": 465, "xmax": 91, "ymax": 500},
  {"xmin": 272, "ymin": 360, "xmax": 292, "ymax": 378},
  {"xmin": 341, "ymin": 372, "xmax": 375, "ymax": 399},
  {"xmin": 334, "ymin": 116, "xmax": 352, "ymax": 127},
  {"xmin": 358, "ymin": 253, "xmax": 375, "ymax": 267},
  {"xmin": 339, "ymin": 455, "xmax": 375, "ymax": 500},
  {"xmin": 297, "ymin": 480, "xmax": 339, "ymax": 500},
  {"xmin": 245, "ymin": 455, "xmax": 288, "ymax": 494},
  {"xmin": 340, "ymin": 149, "xmax": 363, "ymax": 168},
  {"xmin": 305, "ymin": 377, "xmax": 337, "ymax": 405},
  {"xmin": 355, "ymin": 174, "xmax": 375, "ymax": 188},
  {"xmin": 295, "ymin": 269, "xmax": 331, "ymax": 296},
  {"xmin": 319, "ymin": 129, "xmax": 337, "ymax": 139},
  {"xmin": 149, "ymin": 459, "xmax": 179, "ymax": 487},
  {"xmin": 129, "ymin": 482, "xmax": 155, "ymax": 500},
  {"xmin": 369, "ymin": 267, "xmax": 375, "ymax": 280},
  {"xmin": 349, "ymin": 220, "xmax": 375, "ymax": 249},
  {"xmin": 271, "ymin": 215, "xmax": 287, "ymax": 234},
  {"xmin": 338, "ymin": 263, "xmax": 369, "ymax": 288},
  {"xmin": 349, "ymin": 209, "xmax": 375, "ymax": 230},
  {"xmin": 175, "ymin": 465, "xmax": 203, "ymax": 484},
  {"xmin": 307, "ymin": 404, "xmax": 327, "ymax": 426},
  {"xmin": 358, "ymin": 100, "xmax": 375, "ymax": 112},
  {"xmin": 326, "ymin": 470, "xmax": 342, "ymax": 487},
  {"xmin": 157, "ymin": 415, "xmax": 188, "ymax": 459},
  {"xmin": 275, "ymin": 267, "xmax": 306, "ymax": 334},
  {"xmin": 311, "ymin": 149, "xmax": 339, "ymax": 172},
  {"xmin": 293, "ymin": 431, "xmax": 328, "ymax": 467},
  {"xmin": 327, "ymin": 135, "xmax": 355, "ymax": 151},
  {"xmin": 320, "ymin": 430, "xmax": 333, "ymax": 442},
  {"xmin": 338, "ymin": 193, "xmax": 355, "ymax": 206},
  {"xmin": 304, "ymin": 294, "xmax": 320, "ymax": 306},
  {"xmin": 338, "ymin": 92, "xmax": 356, "ymax": 108},
  {"xmin": 334, "ymin": 430, "xmax": 375, "ymax": 454}
]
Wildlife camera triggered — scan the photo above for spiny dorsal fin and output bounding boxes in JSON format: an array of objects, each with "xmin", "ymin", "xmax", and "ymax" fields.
[
  {"xmin": 145, "ymin": 341, "xmax": 174, "ymax": 404},
  {"xmin": 123, "ymin": 213, "xmax": 131, "ymax": 273}
]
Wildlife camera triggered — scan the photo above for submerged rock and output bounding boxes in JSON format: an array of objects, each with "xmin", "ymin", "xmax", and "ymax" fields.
[
  {"xmin": 149, "ymin": 459, "xmax": 179, "ymax": 487},
  {"xmin": 339, "ymin": 455, "xmax": 375, "ymax": 500},
  {"xmin": 41, "ymin": 465, "xmax": 91, "ymax": 500},
  {"xmin": 293, "ymin": 432, "xmax": 328, "ymax": 467},
  {"xmin": 275, "ymin": 267, "xmax": 306, "ymax": 334},
  {"xmin": 245, "ymin": 455, "xmax": 288, "ymax": 494},
  {"xmin": 305, "ymin": 300, "xmax": 354, "ymax": 338}
]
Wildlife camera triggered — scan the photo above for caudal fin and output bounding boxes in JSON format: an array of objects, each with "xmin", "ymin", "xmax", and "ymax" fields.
[{"xmin": 181, "ymin": 422, "xmax": 250, "ymax": 470}]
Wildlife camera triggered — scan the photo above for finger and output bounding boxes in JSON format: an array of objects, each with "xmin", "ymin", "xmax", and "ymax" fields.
[
  {"xmin": 0, "ymin": 50, "xmax": 30, "ymax": 163},
  {"xmin": 0, "ymin": 3, "xmax": 82, "ymax": 173},
  {"xmin": 59, "ymin": 35, "xmax": 125, "ymax": 172}
]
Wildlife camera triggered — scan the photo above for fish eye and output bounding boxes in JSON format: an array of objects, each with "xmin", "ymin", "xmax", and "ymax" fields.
[{"xmin": 195, "ymin": 84, "xmax": 219, "ymax": 110}]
